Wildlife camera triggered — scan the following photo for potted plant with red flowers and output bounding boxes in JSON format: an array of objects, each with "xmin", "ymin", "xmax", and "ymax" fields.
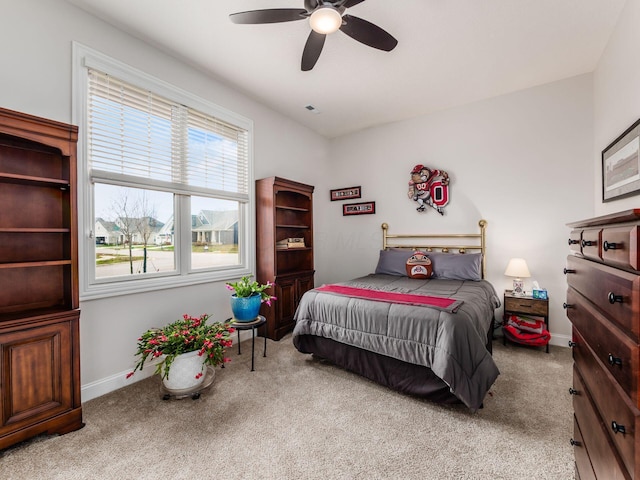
[{"xmin": 127, "ymin": 314, "xmax": 235, "ymax": 391}]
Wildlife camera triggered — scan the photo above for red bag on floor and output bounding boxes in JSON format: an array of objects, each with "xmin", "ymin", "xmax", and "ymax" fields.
[
  {"xmin": 506, "ymin": 315, "xmax": 544, "ymax": 334},
  {"xmin": 503, "ymin": 323, "xmax": 551, "ymax": 347}
]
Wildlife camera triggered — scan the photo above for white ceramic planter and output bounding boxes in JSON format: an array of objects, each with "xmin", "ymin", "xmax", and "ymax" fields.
[{"xmin": 161, "ymin": 350, "xmax": 206, "ymax": 391}]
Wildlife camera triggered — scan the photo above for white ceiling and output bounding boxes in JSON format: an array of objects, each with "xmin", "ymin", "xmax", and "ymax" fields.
[{"xmin": 66, "ymin": 0, "xmax": 626, "ymax": 138}]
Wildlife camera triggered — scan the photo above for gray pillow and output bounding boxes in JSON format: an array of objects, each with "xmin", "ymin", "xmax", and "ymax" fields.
[
  {"xmin": 374, "ymin": 249, "xmax": 411, "ymax": 276},
  {"xmin": 426, "ymin": 252, "xmax": 482, "ymax": 281}
]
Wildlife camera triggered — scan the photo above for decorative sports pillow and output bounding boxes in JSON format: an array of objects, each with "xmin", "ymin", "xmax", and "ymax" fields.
[{"xmin": 405, "ymin": 251, "xmax": 433, "ymax": 279}]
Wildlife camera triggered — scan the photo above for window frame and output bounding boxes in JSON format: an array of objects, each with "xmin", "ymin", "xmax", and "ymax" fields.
[{"xmin": 73, "ymin": 43, "xmax": 255, "ymax": 300}]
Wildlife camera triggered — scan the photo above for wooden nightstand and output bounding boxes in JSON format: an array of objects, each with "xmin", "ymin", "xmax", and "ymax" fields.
[{"xmin": 503, "ymin": 290, "xmax": 550, "ymax": 353}]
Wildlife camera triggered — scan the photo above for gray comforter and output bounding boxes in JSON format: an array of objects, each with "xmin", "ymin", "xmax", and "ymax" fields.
[{"xmin": 292, "ymin": 274, "xmax": 501, "ymax": 410}]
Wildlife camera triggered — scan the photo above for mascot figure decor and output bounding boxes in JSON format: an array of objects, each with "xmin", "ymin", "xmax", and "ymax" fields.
[
  {"xmin": 405, "ymin": 251, "xmax": 433, "ymax": 279},
  {"xmin": 407, "ymin": 164, "xmax": 449, "ymax": 215}
]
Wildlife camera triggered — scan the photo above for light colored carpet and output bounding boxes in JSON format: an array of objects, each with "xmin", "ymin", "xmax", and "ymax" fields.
[{"xmin": 0, "ymin": 335, "xmax": 574, "ymax": 480}]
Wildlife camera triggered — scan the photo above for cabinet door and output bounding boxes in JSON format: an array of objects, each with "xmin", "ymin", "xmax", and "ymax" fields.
[
  {"xmin": 296, "ymin": 274, "xmax": 314, "ymax": 304},
  {"xmin": 0, "ymin": 319, "xmax": 74, "ymax": 435},
  {"xmin": 276, "ymin": 277, "xmax": 297, "ymax": 329}
]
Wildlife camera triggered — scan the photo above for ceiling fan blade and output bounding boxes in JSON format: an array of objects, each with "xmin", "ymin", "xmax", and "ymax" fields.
[
  {"xmin": 301, "ymin": 30, "xmax": 326, "ymax": 71},
  {"xmin": 340, "ymin": 14, "xmax": 398, "ymax": 51},
  {"xmin": 229, "ymin": 9, "xmax": 307, "ymax": 24},
  {"xmin": 342, "ymin": 0, "xmax": 367, "ymax": 8}
]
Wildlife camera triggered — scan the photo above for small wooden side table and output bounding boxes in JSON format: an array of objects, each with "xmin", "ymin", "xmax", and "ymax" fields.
[
  {"xmin": 503, "ymin": 290, "xmax": 550, "ymax": 353},
  {"xmin": 228, "ymin": 315, "xmax": 267, "ymax": 371}
]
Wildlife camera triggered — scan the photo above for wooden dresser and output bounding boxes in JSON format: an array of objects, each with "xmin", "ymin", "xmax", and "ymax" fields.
[{"xmin": 566, "ymin": 210, "xmax": 640, "ymax": 479}]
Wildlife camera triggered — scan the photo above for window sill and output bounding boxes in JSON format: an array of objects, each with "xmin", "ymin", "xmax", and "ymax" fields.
[{"xmin": 80, "ymin": 267, "xmax": 253, "ymax": 301}]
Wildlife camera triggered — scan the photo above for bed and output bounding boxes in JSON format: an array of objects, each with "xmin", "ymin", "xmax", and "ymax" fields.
[{"xmin": 292, "ymin": 221, "xmax": 500, "ymax": 411}]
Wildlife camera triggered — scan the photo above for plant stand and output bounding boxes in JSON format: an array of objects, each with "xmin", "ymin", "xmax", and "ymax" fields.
[{"xmin": 159, "ymin": 366, "xmax": 216, "ymax": 400}]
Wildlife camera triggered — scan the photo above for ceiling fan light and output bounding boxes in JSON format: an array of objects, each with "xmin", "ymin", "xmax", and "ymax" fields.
[{"xmin": 309, "ymin": 6, "xmax": 342, "ymax": 34}]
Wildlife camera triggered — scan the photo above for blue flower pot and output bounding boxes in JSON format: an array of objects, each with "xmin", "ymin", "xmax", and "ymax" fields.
[{"xmin": 230, "ymin": 293, "xmax": 261, "ymax": 322}]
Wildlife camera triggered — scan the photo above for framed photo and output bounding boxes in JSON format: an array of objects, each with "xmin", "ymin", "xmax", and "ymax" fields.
[
  {"xmin": 330, "ymin": 186, "xmax": 361, "ymax": 201},
  {"xmin": 343, "ymin": 201, "xmax": 375, "ymax": 216},
  {"xmin": 603, "ymin": 118, "xmax": 640, "ymax": 202}
]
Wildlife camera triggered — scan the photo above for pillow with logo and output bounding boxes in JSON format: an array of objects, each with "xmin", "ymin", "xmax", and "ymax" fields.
[{"xmin": 405, "ymin": 251, "xmax": 433, "ymax": 279}]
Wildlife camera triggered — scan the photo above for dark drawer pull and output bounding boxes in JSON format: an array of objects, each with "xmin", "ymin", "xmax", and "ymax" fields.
[
  {"xmin": 563, "ymin": 268, "xmax": 576, "ymax": 275},
  {"xmin": 568, "ymin": 387, "xmax": 578, "ymax": 395},
  {"xmin": 608, "ymin": 292, "xmax": 623, "ymax": 304},
  {"xmin": 603, "ymin": 240, "xmax": 620, "ymax": 251},
  {"xmin": 563, "ymin": 302, "xmax": 574, "ymax": 309},
  {"xmin": 608, "ymin": 354, "xmax": 623, "ymax": 367},
  {"xmin": 568, "ymin": 341, "xmax": 576, "ymax": 348},
  {"xmin": 611, "ymin": 421, "xmax": 626, "ymax": 434},
  {"xmin": 581, "ymin": 239, "xmax": 596, "ymax": 247},
  {"xmin": 568, "ymin": 238, "xmax": 579, "ymax": 245},
  {"xmin": 570, "ymin": 438, "xmax": 581, "ymax": 447}
]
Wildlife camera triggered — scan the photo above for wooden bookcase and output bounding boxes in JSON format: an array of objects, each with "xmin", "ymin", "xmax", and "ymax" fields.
[
  {"xmin": 256, "ymin": 177, "xmax": 314, "ymax": 340},
  {"xmin": 0, "ymin": 107, "xmax": 83, "ymax": 449}
]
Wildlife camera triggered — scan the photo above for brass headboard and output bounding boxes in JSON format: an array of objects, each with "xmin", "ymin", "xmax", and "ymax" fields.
[{"xmin": 381, "ymin": 220, "xmax": 488, "ymax": 279}]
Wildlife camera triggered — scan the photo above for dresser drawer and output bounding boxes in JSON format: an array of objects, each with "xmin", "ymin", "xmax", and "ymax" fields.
[
  {"xmin": 569, "ymin": 228, "xmax": 583, "ymax": 255},
  {"xmin": 573, "ymin": 367, "xmax": 629, "ymax": 480},
  {"xmin": 566, "ymin": 255, "xmax": 640, "ymax": 341},
  {"xmin": 602, "ymin": 225, "xmax": 640, "ymax": 271},
  {"xmin": 574, "ymin": 414, "xmax": 597, "ymax": 480},
  {"xmin": 503, "ymin": 295, "xmax": 548, "ymax": 316},
  {"xmin": 567, "ymin": 288, "xmax": 640, "ymax": 405},
  {"xmin": 573, "ymin": 328, "xmax": 640, "ymax": 477},
  {"xmin": 582, "ymin": 228, "xmax": 603, "ymax": 261}
]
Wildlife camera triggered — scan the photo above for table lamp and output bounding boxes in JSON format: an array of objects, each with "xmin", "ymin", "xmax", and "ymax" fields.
[{"xmin": 504, "ymin": 258, "xmax": 530, "ymax": 296}]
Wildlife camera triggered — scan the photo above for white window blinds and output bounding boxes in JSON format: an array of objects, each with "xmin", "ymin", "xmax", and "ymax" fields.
[{"xmin": 87, "ymin": 69, "xmax": 249, "ymax": 199}]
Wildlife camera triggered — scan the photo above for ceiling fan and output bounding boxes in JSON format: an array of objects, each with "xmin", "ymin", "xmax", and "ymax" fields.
[{"xmin": 229, "ymin": 0, "xmax": 398, "ymax": 71}]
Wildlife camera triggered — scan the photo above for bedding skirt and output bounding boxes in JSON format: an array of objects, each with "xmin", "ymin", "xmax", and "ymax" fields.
[
  {"xmin": 294, "ymin": 316, "xmax": 494, "ymax": 405},
  {"xmin": 295, "ymin": 335, "xmax": 460, "ymax": 404}
]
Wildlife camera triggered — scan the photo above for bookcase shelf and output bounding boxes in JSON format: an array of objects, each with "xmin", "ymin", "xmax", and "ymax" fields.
[
  {"xmin": 276, "ymin": 205, "xmax": 309, "ymax": 212},
  {"xmin": 0, "ymin": 227, "xmax": 71, "ymax": 233},
  {"xmin": 0, "ymin": 260, "xmax": 72, "ymax": 269},
  {"xmin": 275, "ymin": 224, "xmax": 311, "ymax": 229},
  {"xmin": 0, "ymin": 172, "xmax": 70, "ymax": 188}
]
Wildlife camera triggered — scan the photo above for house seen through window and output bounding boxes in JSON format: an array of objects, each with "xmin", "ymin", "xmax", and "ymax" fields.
[{"xmin": 93, "ymin": 186, "xmax": 240, "ymax": 278}]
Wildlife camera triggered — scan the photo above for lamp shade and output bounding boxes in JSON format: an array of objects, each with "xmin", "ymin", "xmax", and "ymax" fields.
[
  {"xmin": 504, "ymin": 258, "xmax": 531, "ymax": 278},
  {"xmin": 309, "ymin": 6, "xmax": 342, "ymax": 34}
]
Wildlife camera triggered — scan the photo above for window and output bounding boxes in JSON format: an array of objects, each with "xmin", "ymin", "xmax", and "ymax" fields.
[{"xmin": 73, "ymin": 44, "xmax": 254, "ymax": 299}]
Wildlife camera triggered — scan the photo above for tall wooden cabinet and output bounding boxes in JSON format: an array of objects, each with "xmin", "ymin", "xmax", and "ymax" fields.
[
  {"xmin": 566, "ymin": 210, "xmax": 640, "ymax": 479},
  {"xmin": 256, "ymin": 177, "xmax": 314, "ymax": 340},
  {"xmin": 0, "ymin": 107, "xmax": 83, "ymax": 449}
]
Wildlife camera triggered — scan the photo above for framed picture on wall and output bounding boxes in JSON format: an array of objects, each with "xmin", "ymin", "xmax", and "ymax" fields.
[
  {"xmin": 330, "ymin": 186, "xmax": 361, "ymax": 201},
  {"xmin": 343, "ymin": 201, "xmax": 375, "ymax": 216},
  {"xmin": 603, "ymin": 118, "xmax": 640, "ymax": 202}
]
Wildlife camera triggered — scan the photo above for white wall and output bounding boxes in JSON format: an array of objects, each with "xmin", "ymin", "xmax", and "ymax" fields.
[
  {"xmin": 594, "ymin": 0, "xmax": 640, "ymax": 215},
  {"xmin": 0, "ymin": 0, "xmax": 329, "ymax": 400},
  {"xmin": 320, "ymin": 74, "xmax": 595, "ymax": 346}
]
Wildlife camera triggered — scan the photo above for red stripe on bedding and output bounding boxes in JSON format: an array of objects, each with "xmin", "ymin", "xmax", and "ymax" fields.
[{"xmin": 316, "ymin": 284, "xmax": 457, "ymax": 309}]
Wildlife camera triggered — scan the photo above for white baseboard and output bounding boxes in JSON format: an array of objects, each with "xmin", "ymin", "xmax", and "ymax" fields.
[
  {"xmin": 81, "ymin": 367, "xmax": 155, "ymax": 403},
  {"xmin": 549, "ymin": 332, "xmax": 571, "ymax": 348}
]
